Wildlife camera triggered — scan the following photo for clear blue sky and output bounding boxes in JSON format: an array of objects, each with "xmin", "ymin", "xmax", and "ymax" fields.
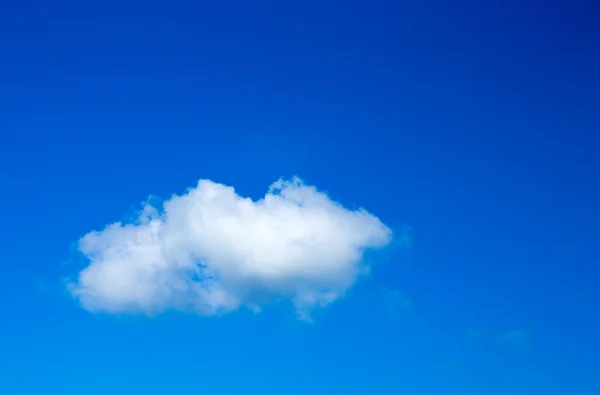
[{"xmin": 1, "ymin": 1, "xmax": 599, "ymax": 394}]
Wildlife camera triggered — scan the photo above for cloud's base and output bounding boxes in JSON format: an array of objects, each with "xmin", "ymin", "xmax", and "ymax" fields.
[{"xmin": 68, "ymin": 177, "xmax": 392, "ymax": 319}]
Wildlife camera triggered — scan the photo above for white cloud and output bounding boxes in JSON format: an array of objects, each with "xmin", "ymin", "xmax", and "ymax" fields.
[{"xmin": 68, "ymin": 177, "xmax": 392, "ymax": 319}]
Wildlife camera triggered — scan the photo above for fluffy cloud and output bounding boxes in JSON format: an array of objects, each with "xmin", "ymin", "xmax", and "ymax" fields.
[{"xmin": 68, "ymin": 177, "xmax": 392, "ymax": 319}]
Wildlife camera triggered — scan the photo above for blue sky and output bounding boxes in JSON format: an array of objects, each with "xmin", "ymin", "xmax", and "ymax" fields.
[{"xmin": 1, "ymin": 1, "xmax": 599, "ymax": 394}]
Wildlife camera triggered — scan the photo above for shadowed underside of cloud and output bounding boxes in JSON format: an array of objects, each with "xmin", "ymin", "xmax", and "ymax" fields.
[{"xmin": 68, "ymin": 177, "xmax": 392, "ymax": 319}]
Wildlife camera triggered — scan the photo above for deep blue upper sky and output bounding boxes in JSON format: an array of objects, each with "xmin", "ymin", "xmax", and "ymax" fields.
[{"xmin": 1, "ymin": 1, "xmax": 599, "ymax": 394}]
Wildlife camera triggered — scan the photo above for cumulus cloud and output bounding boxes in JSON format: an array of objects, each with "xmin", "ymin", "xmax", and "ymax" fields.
[{"xmin": 68, "ymin": 177, "xmax": 392, "ymax": 319}]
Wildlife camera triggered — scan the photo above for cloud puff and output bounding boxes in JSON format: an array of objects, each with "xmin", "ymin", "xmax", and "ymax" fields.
[{"xmin": 68, "ymin": 177, "xmax": 392, "ymax": 319}]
